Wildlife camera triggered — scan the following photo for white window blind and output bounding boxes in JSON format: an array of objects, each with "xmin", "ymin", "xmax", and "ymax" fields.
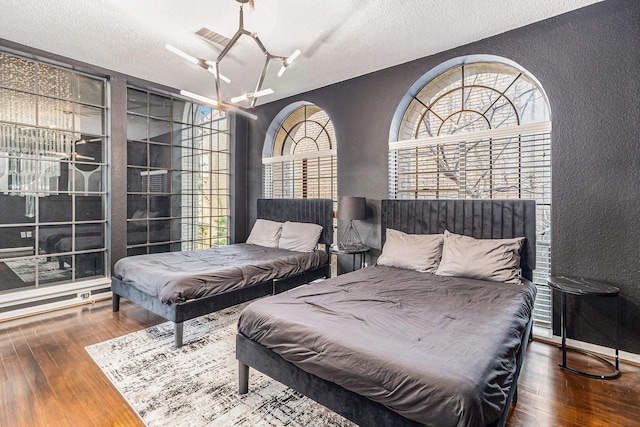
[
  {"xmin": 390, "ymin": 122, "xmax": 552, "ymax": 328},
  {"xmin": 263, "ymin": 149, "xmax": 337, "ymax": 200}
]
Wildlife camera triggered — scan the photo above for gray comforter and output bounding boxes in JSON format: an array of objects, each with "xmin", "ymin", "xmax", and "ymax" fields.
[
  {"xmin": 237, "ymin": 265, "xmax": 536, "ymax": 427},
  {"xmin": 114, "ymin": 243, "xmax": 327, "ymax": 304}
]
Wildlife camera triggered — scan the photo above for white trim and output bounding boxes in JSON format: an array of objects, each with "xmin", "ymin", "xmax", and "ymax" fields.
[
  {"xmin": 0, "ymin": 278, "xmax": 111, "ymax": 309},
  {"xmin": 389, "ymin": 121, "xmax": 552, "ymax": 150},
  {"xmin": 0, "ymin": 291, "xmax": 112, "ymax": 323},
  {"xmin": 540, "ymin": 335, "xmax": 640, "ymax": 366},
  {"xmin": 262, "ymin": 148, "xmax": 337, "ymax": 164}
]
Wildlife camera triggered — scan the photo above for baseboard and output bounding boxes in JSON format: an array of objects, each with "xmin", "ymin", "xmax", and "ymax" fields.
[
  {"xmin": 534, "ymin": 335, "xmax": 640, "ymax": 366},
  {"xmin": 0, "ymin": 279, "xmax": 111, "ymax": 322}
]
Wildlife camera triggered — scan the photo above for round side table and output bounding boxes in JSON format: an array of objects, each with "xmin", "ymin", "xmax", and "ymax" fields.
[
  {"xmin": 547, "ymin": 275, "xmax": 620, "ymax": 380},
  {"xmin": 330, "ymin": 245, "xmax": 370, "ymax": 274}
]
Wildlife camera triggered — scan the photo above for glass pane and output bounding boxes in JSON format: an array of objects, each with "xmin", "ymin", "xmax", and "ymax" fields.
[
  {"xmin": 0, "ymin": 54, "xmax": 35, "ymax": 92},
  {"xmin": 72, "ymin": 104, "xmax": 104, "ymax": 135},
  {"xmin": 3, "ymin": 256, "xmax": 37, "ymax": 288},
  {"xmin": 75, "ymin": 74, "xmax": 104, "ymax": 106},
  {"xmin": 144, "ymin": 170, "xmax": 169, "ymax": 193},
  {"xmin": 172, "ymin": 122, "xmax": 191, "ymax": 145},
  {"xmin": 127, "ymin": 194, "xmax": 147, "ymax": 218},
  {"xmin": 76, "ymin": 195, "xmax": 104, "ymax": 221},
  {"xmin": 127, "ymin": 114, "xmax": 147, "ymax": 141},
  {"xmin": 149, "ymin": 93, "xmax": 172, "ymax": 120},
  {"xmin": 0, "ymin": 194, "xmax": 35, "ymax": 224},
  {"xmin": 149, "ymin": 143, "xmax": 171, "ymax": 169},
  {"xmin": 127, "ymin": 88, "xmax": 148, "ymax": 113},
  {"xmin": 127, "ymin": 141, "xmax": 148, "ymax": 167},
  {"xmin": 37, "ymin": 97, "xmax": 74, "ymax": 130},
  {"xmin": 127, "ymin": 220, "xmax": 148, "ymax": 246},
  {"xmin": 127, "ymin": 246, "xmax": 147, "ymax": 256},
  {"xmin": 149, "ymin": 244, "xmax": 170, "ymax": 254},
  {"xmin": 149, "ymin": 220, "xmax": 170, "ymax": 243},
  {"xmin": 0, "ymin": 89, "xmax": 37, "ymax": 125},
  {"xmin": 72, "ymin": 164, "xmax": 103, "ymax": 193},
  {"xmin": 37, "ymin": 65, "xmax": 73, "ymax": 99},
  {"xmin": 0, "ymin": 227, "xmax": 35, "ymax": 257},
  {"xmin": 74, "ymin": 251, "xmax": 104, "ymax": 278},
  {"xmin": 173, "ymin": 99, "xmax": 191, "ymax": 123},
  {"xmin": 149, "ymin": 118, "xmax": 172, "ymax": 143},
  {"xmin": 127, "ymin": 167, "xmax": 145, "ymax": 192},
  {"xmin": 149, "ymin": 195, "xmax": 170, "ymax": 217},
  {"xmin": 38, "ymin": 225, "xmax": 72, "ymax": 255},
  {"xmin": 39, "ymin": 194, "xmax": 72, "ymax": 222}
]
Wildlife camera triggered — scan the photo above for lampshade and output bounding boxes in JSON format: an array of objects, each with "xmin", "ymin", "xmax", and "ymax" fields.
[{"xmin": 337, "ymin": 196, "xmax": 366, "ymax": 220}]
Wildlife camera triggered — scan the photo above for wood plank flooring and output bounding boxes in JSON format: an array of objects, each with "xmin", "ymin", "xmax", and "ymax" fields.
[{"xmin": 0, "ymin": 299, "xmax": 638, "ymax": 427}]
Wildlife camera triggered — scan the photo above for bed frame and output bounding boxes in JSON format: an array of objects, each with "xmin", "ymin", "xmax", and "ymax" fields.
[
  {"xmin": 236, "ymin": 199, "xmax": 536, "ymax": 427},
  {"xmin": 112, "ymin": 198, "xmax": 334, "ymax": 348}
]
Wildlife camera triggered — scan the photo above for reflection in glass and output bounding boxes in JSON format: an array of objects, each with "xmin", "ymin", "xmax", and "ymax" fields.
[{"xmin": 149, "ymin": 118, "xmax": 172, "ymax": 143}]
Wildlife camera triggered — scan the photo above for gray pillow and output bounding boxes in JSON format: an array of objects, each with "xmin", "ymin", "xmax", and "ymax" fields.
[
  {"xmin": 246, "ymin": 219, "xmax": 283, "ymax": 248},
  {"xmin": 435, "ymin": 230, "xmax": 524, "ymax": 284},
  {"xmin": 278, "ymin": 221, "xmax": 323, "ymax": 252},
  {"xmin": 377, "ymin": 228, "xmax": 444, "ymax": 273}
]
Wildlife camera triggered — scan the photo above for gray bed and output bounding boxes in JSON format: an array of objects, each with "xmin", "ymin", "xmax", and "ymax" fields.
[
  {"xmin": 236, "ymin": 199, "xmax": 536, "ymax": 427},
  {"xmin": 111, "ymin": 198, "xmax": 334, "ymax": 347}
]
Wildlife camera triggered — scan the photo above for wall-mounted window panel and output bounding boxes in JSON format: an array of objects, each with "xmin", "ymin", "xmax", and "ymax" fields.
[
  {"xmin": 263, "ymin": 104, "xmax": 337, "ymax": 206},
  {"xmin": 0, "ymin": 50, "xmax": 108, "ymax": 294},
  {"xmin": 126, "ymin": 87, "xmax": 230, "ymax": 256},
  {"xmin": 389, "ymin": 59, "xmax": 552, "ymax": 330}
]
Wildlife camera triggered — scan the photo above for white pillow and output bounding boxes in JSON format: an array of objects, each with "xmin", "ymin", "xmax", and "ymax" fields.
[
  {"xmin": 278, "ymin": 221, "xmax": 323, "ymax": 252},
  {"xmin": 435, "ymin": 230, "xmax": 525, "ymax": 284},
  {"xmin": 376, "ymin": 228, "xmax": 444, "ymax": 273},
  {"xmin": 246, "ymin": 219, "xmax": 283, "ymax": 248}
]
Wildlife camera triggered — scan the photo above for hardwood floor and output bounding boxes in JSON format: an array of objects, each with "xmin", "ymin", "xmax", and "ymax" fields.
[{"xmin": 1, "ymin": 299, "xmax": 638, "ymax": 427}]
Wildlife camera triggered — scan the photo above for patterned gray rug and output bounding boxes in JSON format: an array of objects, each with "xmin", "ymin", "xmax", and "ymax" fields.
[{"xmin": 86, "ymin": 304, "xmax": 353, "ymax": 427}]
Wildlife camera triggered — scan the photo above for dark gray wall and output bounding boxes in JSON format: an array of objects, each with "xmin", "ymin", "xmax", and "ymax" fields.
[{"xmin": 243, "ymin": 0, "xmax": 640, "ymax": 354}]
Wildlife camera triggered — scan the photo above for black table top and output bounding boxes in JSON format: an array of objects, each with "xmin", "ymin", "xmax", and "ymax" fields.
[
  {"xmin": 330, "ymin": 245, "xmax": 370, "ymax": 254},
  {"xmin": 547, "ymin": 276, "xmax": 619, "ymax": 296}
]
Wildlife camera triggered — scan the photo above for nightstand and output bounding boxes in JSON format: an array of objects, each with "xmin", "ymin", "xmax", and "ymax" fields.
[
  {"xmin": 547, "ymin": 275, "xmax": 620, "ymax": 379},
  {"xmin": 330, "ymin": 245, "xmax": 370, "ymax": 274}
]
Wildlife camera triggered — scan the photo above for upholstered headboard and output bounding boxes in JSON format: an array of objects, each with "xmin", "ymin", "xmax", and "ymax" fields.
[
  {"xmin": 381, "ymin": 199, "xmax": 536, "ymax": 280},
  {"xmin": 257, "ymin": 198, "xmax": 334, "ymax": 250}
]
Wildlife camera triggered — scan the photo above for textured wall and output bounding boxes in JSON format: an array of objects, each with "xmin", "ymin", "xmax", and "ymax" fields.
[{"xmin": 245, "ymin": 0, "xmax": 640, "ymax": 354}]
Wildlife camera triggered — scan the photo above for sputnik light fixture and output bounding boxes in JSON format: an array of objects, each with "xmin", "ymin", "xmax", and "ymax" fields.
[{"xmin": 167, "ymin": 0, "xmax": 302, "ymax": 116}]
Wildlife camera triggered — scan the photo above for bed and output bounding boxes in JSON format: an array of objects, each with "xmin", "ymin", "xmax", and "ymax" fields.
[
  {"xmin": 236, "ymin": 199, "xmax": 536, "ymax": 427},
  {"xmin": 112, "ymin": 198, "xmax": 334, "ymax": 347}
]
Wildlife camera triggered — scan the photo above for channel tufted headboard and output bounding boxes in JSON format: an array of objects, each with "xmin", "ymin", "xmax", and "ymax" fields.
[
  {"xmin": 257, "ymin": 198, "xmax": 334, "ymax": 251},
  {"xmin": 381, "ymin": 199, "xmax": 536, "ymax": 280}
]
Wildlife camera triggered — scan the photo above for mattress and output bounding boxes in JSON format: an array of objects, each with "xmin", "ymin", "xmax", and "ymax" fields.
[
  {"xmin": 114, "ymin": 243, "xmax": 328, "ymax": 304},
  {"xmin": 237, "ymin": 265, "xmax": 536, "ymax": 427}
]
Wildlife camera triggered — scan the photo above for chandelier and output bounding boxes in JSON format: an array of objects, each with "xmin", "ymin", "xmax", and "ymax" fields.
[{"xmin": 167, "ymin": 0, "xmax": 301, "ymax": 118}]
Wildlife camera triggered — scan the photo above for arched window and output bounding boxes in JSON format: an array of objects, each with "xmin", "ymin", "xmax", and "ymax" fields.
[
  {"xmin": 263, "ymin": 102, "xmax": 337, "ymax": 203},
  {"xmin": 389, "ymin": 56, "xmax": 552, "ymax": 330}
]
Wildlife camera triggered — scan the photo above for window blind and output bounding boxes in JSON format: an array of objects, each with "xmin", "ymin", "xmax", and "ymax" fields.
[
  {"xmin": 263, "ymin": 149, "xmax": 336, "ymax": 200},
  {"xmin": 389, "ymin": 122, "xmax": 552, "ymax": 327}
]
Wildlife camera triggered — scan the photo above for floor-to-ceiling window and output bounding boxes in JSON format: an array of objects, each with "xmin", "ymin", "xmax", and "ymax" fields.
[
  {"xmin": 126, "ymin": 87, "xmax": 230, "ymax": 255},
  {"xmin": 0, "ymin": 50, "xmax": 108, "ymax": 296},
  {"xmin": 389, "ymin": 57, "xmax": 552, "ymax": 331}
]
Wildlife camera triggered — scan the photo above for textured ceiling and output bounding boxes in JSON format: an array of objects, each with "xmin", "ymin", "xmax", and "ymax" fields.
[{"xmin": 0, "ymin": 0, "xmax": 601, "ymax": 108}]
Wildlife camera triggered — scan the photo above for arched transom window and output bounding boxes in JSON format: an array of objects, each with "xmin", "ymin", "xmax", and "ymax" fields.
[
  {"xmin": 389, "ymin": 58, "xmax": 552, "ymax": 330},
  {"xmin": 263, "ymin": 103, "xmax": 336, "ymax": 202}
]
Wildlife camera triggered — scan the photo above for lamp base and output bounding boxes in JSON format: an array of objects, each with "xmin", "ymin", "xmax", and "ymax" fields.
[{"xmin": 339, "ymin": 220, "xmax": 364, "ymax": 250}]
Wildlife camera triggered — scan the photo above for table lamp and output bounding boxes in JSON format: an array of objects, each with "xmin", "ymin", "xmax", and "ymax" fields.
[{"xmin": 337, "ymin": 196, "xmax": 366, "ymax": 249}]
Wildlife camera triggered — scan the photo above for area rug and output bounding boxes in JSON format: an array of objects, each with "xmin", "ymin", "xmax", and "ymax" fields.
[
  {"xmin": 4, "ymin": 257, "xmax": 72, "ymax": 284},
  {"xmin": 86, "ymin": 304, "xmax": 354, "ymax": 427}
]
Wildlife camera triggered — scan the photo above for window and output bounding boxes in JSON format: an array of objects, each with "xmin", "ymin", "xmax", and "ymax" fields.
[
  {"xmin": 263, "ymin": 103, "xmax": 337, "ymax": 204},
  {"xmin": 389, "ymin": 58, "xmax": 552, "ymax": 329},
  {"xmin": 0, "ymin": 50, "xmax": 108, "ymax": 292},
  {"xmin": 126, "ymin": 88, "xmax": 230, "ymax": 255}
]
